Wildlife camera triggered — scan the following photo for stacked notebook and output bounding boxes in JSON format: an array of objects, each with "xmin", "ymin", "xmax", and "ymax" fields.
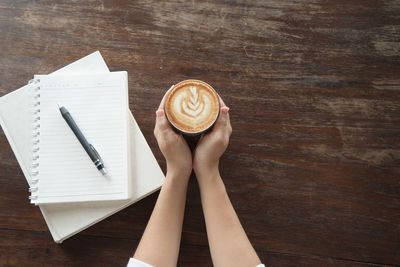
[
  {"xmin": 0, "ymin": 52, "xmax": 164, "ymax": 242},
  {"xmin": 30, "ymin": 72, "xmax": 131, "ymax": 204}
]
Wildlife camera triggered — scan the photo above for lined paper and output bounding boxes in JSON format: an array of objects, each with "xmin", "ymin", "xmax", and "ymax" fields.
[{"xmin": 31, "ymin": 72, "xmax": 129, "ymax": 204}]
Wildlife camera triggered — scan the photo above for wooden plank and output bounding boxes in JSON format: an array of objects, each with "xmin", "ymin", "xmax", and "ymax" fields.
[{"xmin": 0, "ymin": 0, "xmax": 399, "ymax": 266}]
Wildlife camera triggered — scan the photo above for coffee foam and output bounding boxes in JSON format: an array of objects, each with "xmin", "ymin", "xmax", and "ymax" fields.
[{"xmin": 165, "ymin": 80, "xmax": 220, "ymax": 133}]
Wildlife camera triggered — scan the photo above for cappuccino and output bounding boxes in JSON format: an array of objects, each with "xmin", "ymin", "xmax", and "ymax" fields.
[{"xmin": 165, "ymin": 80, "xmax": 220, "ymax": 135}]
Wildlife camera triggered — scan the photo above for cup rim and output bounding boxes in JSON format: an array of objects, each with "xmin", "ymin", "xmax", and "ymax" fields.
[{"xmin": 164, "ymin": 79, "xmax": 221, "ymax": 135}]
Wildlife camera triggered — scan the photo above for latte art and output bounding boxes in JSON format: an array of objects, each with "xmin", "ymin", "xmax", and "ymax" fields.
[
  {"xmin": 181, "ymin": 87, "xmax": 205, "ymax": 118},
  {"xmin": 165, "ymin": 80, "xmax": 220, "ymax": 134}
]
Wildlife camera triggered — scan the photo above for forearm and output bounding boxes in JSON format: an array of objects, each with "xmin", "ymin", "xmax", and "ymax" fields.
[
  {"xmin": 134, "ymin": 170, "xmax": 189, "ymax": 267},
  {"xmin": 197, "ymin": 169, "xmax": 261, "ymax": 267}
]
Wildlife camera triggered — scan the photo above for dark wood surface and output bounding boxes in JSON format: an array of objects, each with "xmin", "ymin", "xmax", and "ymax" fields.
[{"xmin": 1, "ymin": 0, "xmax": 399, "ymax": 266}]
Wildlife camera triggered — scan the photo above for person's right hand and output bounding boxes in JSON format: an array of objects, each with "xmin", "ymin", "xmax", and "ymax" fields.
[{"xmin": 193, "ymin": 97, "xmax": 232, "ymax": 178}]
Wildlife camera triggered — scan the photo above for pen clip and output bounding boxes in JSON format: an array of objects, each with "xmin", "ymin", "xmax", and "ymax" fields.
[{"xmin": 89, "ymin": 144, "xmax": 103, "ymax": 163}]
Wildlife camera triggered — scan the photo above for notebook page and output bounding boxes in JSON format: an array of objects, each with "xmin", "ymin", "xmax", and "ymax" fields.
[{"xmin": 31, "ymin": 72, "xmax": 129, "ymax": 204}]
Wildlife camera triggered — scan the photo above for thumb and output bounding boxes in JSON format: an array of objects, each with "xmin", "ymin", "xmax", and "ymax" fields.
[
  {"xmin": 155, "ymin": 109, "xmax": 170, "ymax": 132},
  {"xmin": 214, "ymin": 106, "xmax": 230, "ymax": 128}
]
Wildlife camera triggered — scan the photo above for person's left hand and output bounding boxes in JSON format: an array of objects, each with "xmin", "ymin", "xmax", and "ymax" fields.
[{"xmin": 153, "ymin": 87, "xmax": 192, "ymax": 179}]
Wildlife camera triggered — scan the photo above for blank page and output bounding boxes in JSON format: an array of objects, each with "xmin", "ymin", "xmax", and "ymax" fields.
[{"xmin": 30, "ymin": 72, "xmax": 129, "ymax": 204}]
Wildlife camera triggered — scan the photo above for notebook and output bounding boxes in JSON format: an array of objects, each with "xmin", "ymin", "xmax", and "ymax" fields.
[
  {"xmin": 0, "ymin": 51, "xmax": 165, "ymax": 242},
  {"xmin": 29, "ymin": 72, "xmax": 130, "ymax": 204}
]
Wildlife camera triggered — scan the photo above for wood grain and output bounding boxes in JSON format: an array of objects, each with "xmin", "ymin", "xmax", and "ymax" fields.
[{"xmin": 1, "ymin": 0, "xmax": 399, "ymax": 266}]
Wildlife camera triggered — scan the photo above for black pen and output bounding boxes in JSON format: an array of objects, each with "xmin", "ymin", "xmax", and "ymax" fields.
[{"xmin": 58, "ymin": 104, "xmax": 107, "ymax": 175}]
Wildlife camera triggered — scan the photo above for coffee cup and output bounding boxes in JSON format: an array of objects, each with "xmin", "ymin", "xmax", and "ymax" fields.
[{"xmin": 164, "ymin": 80, "xmax": 220, "ymax": 136}]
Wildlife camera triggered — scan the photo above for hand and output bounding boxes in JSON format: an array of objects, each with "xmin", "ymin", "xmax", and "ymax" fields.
[
  {"xmin": 193, "ymin": 97, "xmax": 232, "ymax": 178},
  {"xmin": 154, "ymin": 87, "xmax": 192, "ymax": 179}
]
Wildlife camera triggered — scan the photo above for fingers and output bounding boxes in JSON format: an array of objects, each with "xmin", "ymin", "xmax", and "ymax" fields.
[
  {"xmin": 222, "ymin": 107, "xmax": 233, "ymax": 136},
  {"xmin": 212, "ymin": 105, "xmax": 231, "ymax": 133},
  {"xmin": 155, "ymin": 85, "xmax": 175, "ymax": 138},
  {"xmin": 218, "ymin": 95, "xmax": 227, "ymax": 108},
  {"xmin": 220, "ymin": 106, "xmax": 231, "ymax": 127},
  {"xmin": 155, "ymin": 109, "xmax": 169, "ymax": 129},
  {"xmin": 211, "ymin": 93, "xmax": 231, "ymax": 133},
  {"xmin": 154, "ymin": 109, "xmax": 172, "ymax": 138},
  {"xmin": 158, "ymin": 85, "xmax": 175, "ymax": 110},
  {"xmin": 217, "ymin": 95, "xmax": 230, "ymax": 127},
  {"xmin": 218, "ymin": 97, "xmax": 232, "ymax": 133},
  {"xmin": 221, "ymin": 106, "xmax": 230, "ymax": 116}
]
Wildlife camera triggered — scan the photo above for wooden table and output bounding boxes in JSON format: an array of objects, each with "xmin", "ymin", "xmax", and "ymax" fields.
[{"xmin": 1, "ymin": 1, "xmax": 399, "ymax": 266}]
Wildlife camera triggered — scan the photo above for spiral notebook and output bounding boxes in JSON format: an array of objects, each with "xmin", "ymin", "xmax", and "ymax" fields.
[{"xmin": 29, "ymin": 72, "xmax": 130, "ymax": 204}]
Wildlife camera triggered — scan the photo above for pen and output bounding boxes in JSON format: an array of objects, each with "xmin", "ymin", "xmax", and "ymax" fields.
[{"xmin": 57, "ymin": 103, "xmax": 107, "ymax": 175}]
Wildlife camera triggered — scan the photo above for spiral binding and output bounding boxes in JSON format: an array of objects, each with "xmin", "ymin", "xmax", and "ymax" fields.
[{"xmin": 29, "ymin": 78, "xmax": 41, "ymax": 201}]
